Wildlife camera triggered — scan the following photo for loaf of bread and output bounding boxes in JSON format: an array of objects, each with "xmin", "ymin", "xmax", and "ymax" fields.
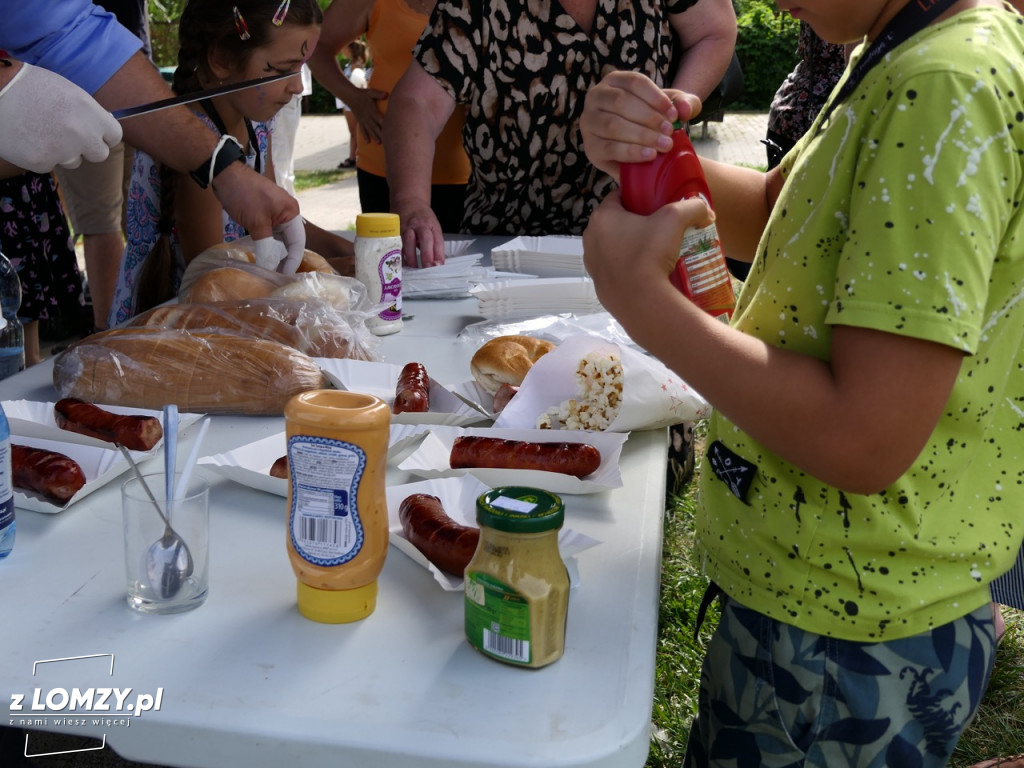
[
  {"xmin": 53, "ymin": 328, "xmax": 329, "ymax": 415},
  {"xmin": 202, "ymin": 240, "xmax": 337, "ymax": 275},
  {"xmin": 127, "ymin": 302, "xmax": 304, "ymax": 351},
  {"xmin": 295, "ymin": 250, "xmax": 337, "ymax": 275},
  {"xmin": 470, "ymin": 335, "xmax": 556, "ymax": 395},
  {"xmin": 181, "ymin": 267, "xmax": 279, "ymax": 304}
]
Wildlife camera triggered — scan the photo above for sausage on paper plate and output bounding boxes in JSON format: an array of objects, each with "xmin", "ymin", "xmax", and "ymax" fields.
[
  {"xmin": 270, "ymin": 455, "xmax": 289, "ymax": 479},
  {"xmin": 450, "ymin": 436, "xmax": 602, "ymax": 479},
  {"xmin": 12, "ymin": 444, "xmax": 87, "ymax": 504},
  {"xmin": 399, "ymin": 493, "xmax": 480, "ymax": 576},
  {"xmin": 393, "ymin": 362, "xmax": 430, "ymax": 414},
  {"xmin": 54, "ymin": 397, "xmax": 163, "ymax": 451}
]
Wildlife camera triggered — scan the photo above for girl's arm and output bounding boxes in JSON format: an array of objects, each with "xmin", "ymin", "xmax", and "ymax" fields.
[
  {"xmin": 264, "ymin": 148, "xmax": 354, "ymax": 274},
  {"xmin": 174, "ymin": 167, "xmax": 228, "ymax": 264},
  {"xmin": 303, "ymin": 221, "xmax": 354, "ymax": 276},
  {"xmin": 582, "ymin": 194, "xmax": 964, "ymax": 494}
]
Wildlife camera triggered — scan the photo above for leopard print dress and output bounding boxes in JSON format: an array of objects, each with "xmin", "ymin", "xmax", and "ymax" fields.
[{"xmin": 414, "ymin": 0, "xmax": 698, "ymax": 235}]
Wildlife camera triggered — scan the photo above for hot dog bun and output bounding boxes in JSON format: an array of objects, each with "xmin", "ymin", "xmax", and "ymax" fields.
[{"xmin": 470, "ymin": 335, "xmax": 555, "ymax": 395}]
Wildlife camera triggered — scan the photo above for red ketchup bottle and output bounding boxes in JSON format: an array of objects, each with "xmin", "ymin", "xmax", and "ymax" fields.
[{"xmin": 619, "ymin": 122, "xmax": 735, "ymax": 321}]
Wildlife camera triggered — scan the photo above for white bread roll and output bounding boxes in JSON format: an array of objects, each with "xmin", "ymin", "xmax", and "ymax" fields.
[{"xmin": 470, "ymin": 335, "xmax": 555, "ymax": 395}]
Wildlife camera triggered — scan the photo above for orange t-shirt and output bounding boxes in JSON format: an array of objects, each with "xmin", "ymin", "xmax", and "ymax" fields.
[{"xmin": 360, "ymin": 0, "xmax": 470, "ymax": 184}]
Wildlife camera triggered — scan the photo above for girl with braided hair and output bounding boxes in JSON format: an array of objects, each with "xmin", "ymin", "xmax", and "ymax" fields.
[{"xmin": 109, "ymin": 0, "xmax": 354, "ymax": 326}]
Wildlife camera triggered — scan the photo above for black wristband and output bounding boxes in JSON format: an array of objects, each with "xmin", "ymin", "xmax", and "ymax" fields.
[{"xmin": 189, "ymin": 135, "xmax": 245, "ymax": 189}]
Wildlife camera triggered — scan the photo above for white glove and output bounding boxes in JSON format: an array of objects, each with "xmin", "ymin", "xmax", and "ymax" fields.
[
  {"xmin": 251, "ymin": 215, "xmax": 306, "ymax": 274},
  {"xmin": 0, "ymin": 63, "xmax": 123, "ymax": 173}
]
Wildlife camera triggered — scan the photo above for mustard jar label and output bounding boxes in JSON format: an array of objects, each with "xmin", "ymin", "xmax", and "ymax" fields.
[
  {"xmin": 287, "ymin": 435, "xmax": 367, "ymax": 567},
  {"xmin": 465, "ymin": 572, "xmax": 532, "ymax": 665}
]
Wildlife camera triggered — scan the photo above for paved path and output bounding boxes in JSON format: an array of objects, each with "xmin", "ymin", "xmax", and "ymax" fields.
[{"xmin": 292, "ymin": 112, "xmax": 770, "ymax": 233}]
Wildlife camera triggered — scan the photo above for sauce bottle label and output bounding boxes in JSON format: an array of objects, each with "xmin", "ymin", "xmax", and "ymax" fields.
[
  {"xmin": 287, "ymin": 435, "xmax": 367, "ymax": 567},
  {"xmin": 677, "ymin": 223, "xmax": 734, "ymax": 321},
  {"xmin": 378, "ymin": 249, "xmax": 402, "ymax": 322},
  {"xmin": 465, "ymin": 572, "xmax": 532, "ymax": 665}
]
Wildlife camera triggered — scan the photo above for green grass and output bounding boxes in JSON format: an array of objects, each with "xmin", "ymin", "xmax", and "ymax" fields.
[
  {"xmin": 293, "ymin": 168, "xmax": 353, "ymax": 193},
  {"xmin": 649, "ymin": 455, "xmax": 1024, "ymax": 767}
]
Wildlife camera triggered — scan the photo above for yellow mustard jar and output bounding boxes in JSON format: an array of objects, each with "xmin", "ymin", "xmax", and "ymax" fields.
[
  {"xmin": 464, "ymin": 486, "xmax": 569, "ymax": 668},
  {"xmin": 284, "ymin": 390, "xmax": 390, "ymax": 623}
]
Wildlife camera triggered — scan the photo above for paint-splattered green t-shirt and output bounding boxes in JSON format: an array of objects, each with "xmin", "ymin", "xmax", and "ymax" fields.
[{"xmin": 697, "ymin": 8, "xmax": 1024, "ymax": 641}]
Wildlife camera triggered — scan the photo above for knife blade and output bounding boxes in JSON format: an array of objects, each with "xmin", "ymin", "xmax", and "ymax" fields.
[{"xmin": 113, "ymin": 71, "xmax": 297, "ymax": 120}]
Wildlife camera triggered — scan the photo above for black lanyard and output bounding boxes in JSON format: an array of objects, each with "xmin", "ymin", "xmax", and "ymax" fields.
[
  {"xmin": 820, "ymin": 0, "xmax": 962, "ymax": 124},
  {"xmin": 198, "ymin": 98, "xmax": 261, "ymax": 176}
]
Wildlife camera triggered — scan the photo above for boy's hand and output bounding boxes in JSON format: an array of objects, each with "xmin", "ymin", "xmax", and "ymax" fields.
[
  {"xmin": 583, "ymin": 190, "xmax": 714, "ymax": 317},
  {"xmin": 580, "ymin": 71, "xmax": 701, "ymax": 182}
]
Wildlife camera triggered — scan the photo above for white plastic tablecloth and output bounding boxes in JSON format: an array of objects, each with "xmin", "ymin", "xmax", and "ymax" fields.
[{"xmin": 0, "ymin": 260, "xmax": 670, "ymax": 768}]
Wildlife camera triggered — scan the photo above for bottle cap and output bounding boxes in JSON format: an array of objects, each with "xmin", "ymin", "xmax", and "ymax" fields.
[
  {"xmin": 296, "ymin": 580, "xmax": 378, "ymax": 623},
  {"xmin": 355, "ymin": 213, "xmax": 400, "ymax": 238},
  {"xmin": 476, "ymin": 486, "xmax": 564, "ymax": 533}
]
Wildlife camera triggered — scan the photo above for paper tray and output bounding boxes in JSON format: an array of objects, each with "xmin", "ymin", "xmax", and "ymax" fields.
[
  {"xmin": 397, "ymin": 426, "xmax": 628, "ymax": 494},
  {"xmin": 315, "ymin": 358, "xmax": 488, "ymax": 427},
  {"xmin": 11, "ymin": 435, "xmax": 135, "ymax": 514},
  {"xmin": 199, "ymin": 426, "xmax": 432, "ymax": 497},
  {"xmin": 386, "ymin": 475, "xmax": 599, "ymax": 591},
  {"xmin": 3, "ymin": 399, "xmax": 203, "ymax": 453}
]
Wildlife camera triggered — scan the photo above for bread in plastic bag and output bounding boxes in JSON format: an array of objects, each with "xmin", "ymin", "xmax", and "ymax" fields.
[
  {"xmin": 53, "ymin": 327, "xmax": 330, "ymax": 415},
  {"xmin": 178, "ymin": 241, "xmax": 369, "ymax": 314},
  {"xmin": 126, "ymin": 297, "xmax": 381, "ymax": 361}
]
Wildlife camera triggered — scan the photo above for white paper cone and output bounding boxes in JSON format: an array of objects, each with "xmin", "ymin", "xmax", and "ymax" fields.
[{"xmin": 494, "ymin": 334, "xmax": 711, "ymax": 432}]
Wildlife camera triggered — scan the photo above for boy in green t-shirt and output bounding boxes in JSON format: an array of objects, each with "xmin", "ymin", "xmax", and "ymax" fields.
[{"xmin": 580, "ymin": 0, "xmax": 1024, "ymax": 764}]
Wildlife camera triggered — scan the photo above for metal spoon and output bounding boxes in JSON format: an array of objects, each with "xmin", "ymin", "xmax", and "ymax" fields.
[{"xmin": 117, "ymin": 443, "xmax": 194, "ymax": 600}]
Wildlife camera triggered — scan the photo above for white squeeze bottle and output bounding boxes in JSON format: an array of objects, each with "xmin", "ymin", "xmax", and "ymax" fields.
[{"xmin": 354, "ymin": 213, "xmax": 403, "ymax": 335}]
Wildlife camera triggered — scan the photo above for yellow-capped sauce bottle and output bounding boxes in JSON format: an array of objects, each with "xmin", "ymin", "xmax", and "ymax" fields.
[
  {"xmin": 284, "ymin": 390, "xmax": 390, "ymax": 623},
  {"xmin": 464, "ymin": 486, "xmax": 569, "ymax": 668}
]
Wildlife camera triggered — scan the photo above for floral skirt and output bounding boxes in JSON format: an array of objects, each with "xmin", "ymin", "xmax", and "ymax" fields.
[{"xmin": 0, "ymin": 171, "xmax": 86, "ymax": 327}]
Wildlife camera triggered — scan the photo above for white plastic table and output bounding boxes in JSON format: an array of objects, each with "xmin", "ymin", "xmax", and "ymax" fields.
[{"xmin": 0, "ymin": 284, "xmax": 669, "ymax": 768}]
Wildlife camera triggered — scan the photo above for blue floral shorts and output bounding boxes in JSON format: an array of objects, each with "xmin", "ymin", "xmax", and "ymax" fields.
[{"xmin": 684, "ymin": 597, "xmax": 997, "ymax": 768}]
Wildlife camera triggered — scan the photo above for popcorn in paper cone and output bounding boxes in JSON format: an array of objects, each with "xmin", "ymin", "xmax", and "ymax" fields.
[{"xmin": 493, "ymin": 334, "xmax": 711, "ymax": 432}]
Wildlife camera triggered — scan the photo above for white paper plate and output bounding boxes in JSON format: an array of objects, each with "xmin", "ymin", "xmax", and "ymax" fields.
[
  {"xmin": 396, "ymin": 426, "xmax": 628, "ymax": 494},
  {"xmin": 386, "ymin": 475, "xmax": 599, "ymax": 591},
  {"xmin": 199, "ymin": 426, "xmax": 431, "ymax": 497},
  {"xmin": 11, "ymin": 434, "xmax": 135, "ymax": 513},
  {"xmin": 469, "ymin": 277, "xmax": 603, "ymax": 320},
  {"xmin": 490, "ymin": 236, "xmax": 587, "ymax": 278},
  {"xmin": 3, "ymin": 399, "xmax": 204, "ymax": 454},
  {"xmin": 315, "ymin": 358, "xmax": 488, "ymax": 426},
  {"xmin": 198, "ymin": 432, "xmax": 289, "ymax": 497}
]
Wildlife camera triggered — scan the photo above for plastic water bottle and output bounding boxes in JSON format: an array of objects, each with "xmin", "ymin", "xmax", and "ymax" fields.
[
  {"xmin": 0, "ymin": 250, "xmax": 25, "ymax": 380},
  {"xmin": 0, "ymin": 402, "xmax": 14, "ymax": 559}
]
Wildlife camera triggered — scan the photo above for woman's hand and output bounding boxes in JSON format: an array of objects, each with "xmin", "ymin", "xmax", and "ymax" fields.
[
  {"xmin": 391, "ymin": 197, "xmax": 445, "ymax": 268},
  {"xmin": 582, "ymin": 189, "xmax": 713, "ymax": 319},
  {"xmin": 347, "ymin": 86, "xmax": 388, "ymax": 145},
  {"xmin": 581, "ymin": 71, "xmax": 699, "ymax": 182}
]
